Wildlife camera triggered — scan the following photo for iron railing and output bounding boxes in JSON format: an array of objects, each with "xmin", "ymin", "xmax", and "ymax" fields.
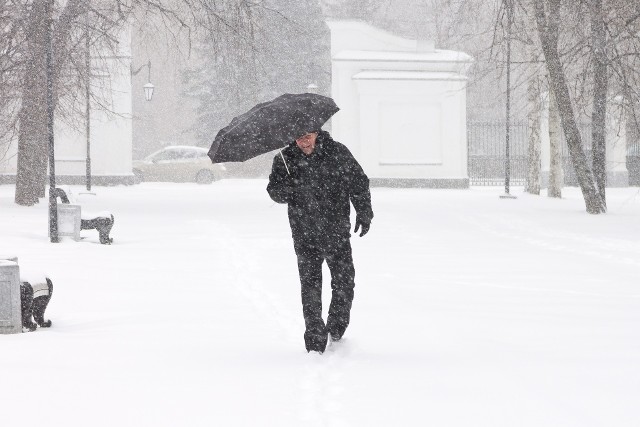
[
  {"xmin": 467, "ymin": 121, "xmax": 528, "ymax": 186},
  {"xmin": 466, "ymin": 120, "xmax": 622, "ymax": 186}
]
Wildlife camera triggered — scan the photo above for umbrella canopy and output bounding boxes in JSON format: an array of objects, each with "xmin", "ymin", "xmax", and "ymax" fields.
[{"xmin": 208, "ymin": 93, "xmax": 339, "ymax": 163}]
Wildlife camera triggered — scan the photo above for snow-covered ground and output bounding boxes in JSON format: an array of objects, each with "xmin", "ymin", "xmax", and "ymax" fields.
[{"xmin": 1, "ymin": 180, "xmax": 639, "ymax": 427}]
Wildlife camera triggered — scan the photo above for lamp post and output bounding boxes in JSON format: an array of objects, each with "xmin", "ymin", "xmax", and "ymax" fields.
[
  {"xmin": 132, "ymin": 60, "xmax": 154, "ymax": 101},
  {"xmin": 144, "ymin": 81, "xmax": 155, "ymax": 101},
  {"xmin": 85, "ymin": 12, "xmax": 91, "ymax": 191},
  {"xmin": 501, "ymin": 0, "xmax": 517, "ymax": 199},
  {"xmin": 46, "ymin": 0, "xmax": 58, "ymax": 242}
]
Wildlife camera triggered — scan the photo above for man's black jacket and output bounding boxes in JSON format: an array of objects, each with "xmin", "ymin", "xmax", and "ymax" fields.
[{"xmin": 267, "ymin": 131, "xmax": 373, "ymax": 252}]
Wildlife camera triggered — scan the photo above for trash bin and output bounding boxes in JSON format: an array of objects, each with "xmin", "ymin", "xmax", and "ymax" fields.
[
  {"xmin": 0, "ymin": 259, "xmax": 22, "ymax": 334},
  {"xmin": 55, "ymin": 204, "xmax": 81, "ymax": 241}
]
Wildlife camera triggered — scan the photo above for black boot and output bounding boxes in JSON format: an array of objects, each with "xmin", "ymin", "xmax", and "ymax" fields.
[
  {"xmin": 326, "ymin": 315, "xmax": 348, "ymax": 342},
  {"xmin": 327, "ymin": 330, "xmax": 343, "ymax": 342},
  {"xmin": 304, "ymin": 325, "xmax": 328, "ymax": 353}
]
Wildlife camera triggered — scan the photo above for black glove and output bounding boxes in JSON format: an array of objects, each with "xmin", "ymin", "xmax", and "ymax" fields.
[{"xmin": 354, "ymin": 217, "xmax": 370, "ymax": 237}]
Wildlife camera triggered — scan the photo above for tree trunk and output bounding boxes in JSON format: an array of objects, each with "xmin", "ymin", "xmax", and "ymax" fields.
[
  {"xmin": 591, "ymin": 0, "xmax": 607, "ymax": 207},
  {"xmin": 534, "ymin": 0, "xmax": 606, "ymax": 213},
  {"xmin": 525, "ymin": 50, "xmax": 541, "ymax": 194},
  {"xmin": 14, "ymin": 0, "xmax": 85, "ymax": 206},
  {"xmin": 548, "ymin": 87, "xmax": 563, "ymax": 197},
  {"xmin": 15, "ymin": 0, "xmax": 49, "ymax": 206}
]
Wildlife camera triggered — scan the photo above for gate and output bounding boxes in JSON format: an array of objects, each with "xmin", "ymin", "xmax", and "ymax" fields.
[
  {"xmin": 468, "ymin": 120, "xmax": 600, "ymax": 186},
  {"xmin": 467, "ymin": 121, "xmax": 528, "ymax": 186}
]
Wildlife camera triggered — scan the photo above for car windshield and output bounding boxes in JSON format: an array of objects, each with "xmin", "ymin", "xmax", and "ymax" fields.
[
  {"xmin": 144, "ymin": 147, "xmax": 209, "ymax": 162},
  {"xmin": 182, "ymin": 150, "xmax": 204, "ymax": 159},
  {"xmin": 148, "ymin": 149, "xmax": 183, "ymax": 162}
]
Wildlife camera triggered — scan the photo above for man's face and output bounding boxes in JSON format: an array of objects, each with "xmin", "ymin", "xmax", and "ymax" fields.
[{"xmin": 296, "ymin": 132, "xmax": 318, "ymax": 155}]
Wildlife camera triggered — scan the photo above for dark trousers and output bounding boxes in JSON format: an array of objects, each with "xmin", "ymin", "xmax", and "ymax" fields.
[{"xmin": 295, "ymin": 239, "xmax": 355, "ymax": 338}]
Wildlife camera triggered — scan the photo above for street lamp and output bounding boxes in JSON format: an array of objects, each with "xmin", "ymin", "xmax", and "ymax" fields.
[
  {"xmin": 45, "ymin": 0, "xmax": 58, "ymax": 242},
  {"xmin": 132, "ymin": 60, "xmax": 154, "ymax": 101},
  {"xmin": 500, "ymin": 0, "xmax": 517, "ymax": 199},
  {"xmin": 85, "ymin": 13, "xmax": 92, "ymax": 191},
  {"xmin": 144, "ymin": 82, "xmax": 155, "ymax": 102}
]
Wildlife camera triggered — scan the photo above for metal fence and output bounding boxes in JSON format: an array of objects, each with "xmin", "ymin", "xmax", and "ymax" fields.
[
  {"xmin": 467, "ymin": 121, "xmax": 528, "ymax": 186},
  {"xmin": 465, "ymin": 120, "xmax": 632, "ymax": 186}
]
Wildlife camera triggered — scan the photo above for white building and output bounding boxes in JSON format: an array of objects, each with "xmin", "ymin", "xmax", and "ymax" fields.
[{"xmin": 328, "ymin": 21, "xmax": 473, "ymax": 188}]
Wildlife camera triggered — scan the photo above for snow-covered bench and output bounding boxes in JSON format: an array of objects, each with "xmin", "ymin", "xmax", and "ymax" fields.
[
  {"xmin": 20, "ymin": 270, "xmax": 53, "ymax": 332},
  {"xmin": 52, "ymin": 187, "xmax": 114, "ymax": 244},
  {"xmin": 0, "ymin": 256, "xmax": 53, "ymax": 333}
]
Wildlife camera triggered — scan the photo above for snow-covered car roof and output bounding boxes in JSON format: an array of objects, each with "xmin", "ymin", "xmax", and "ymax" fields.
[
  {"xmin": 162, "ymin": 145, "xmax": 208, "ymax": 152},
  {"xmin": 142, "ymin": 146, "xmax": 209, "ymax": 161}
]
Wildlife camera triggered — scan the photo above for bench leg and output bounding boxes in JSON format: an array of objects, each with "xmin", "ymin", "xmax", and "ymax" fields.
[
  {"xmin": 81, "ymin": 214, "xmax": 114, "ymax": 244},
  {"xmin": 32, "ymin": 278, "xmax": 53, "ymax": 327},
  {"xmin": 20, "ymin": 283, "xmax": 37, "ymax": 332}
]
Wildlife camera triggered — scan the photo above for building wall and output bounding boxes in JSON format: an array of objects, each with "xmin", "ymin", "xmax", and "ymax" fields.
[{"xmin": 328, "ymin": 21, "xmax": 472, "ymax": 187}]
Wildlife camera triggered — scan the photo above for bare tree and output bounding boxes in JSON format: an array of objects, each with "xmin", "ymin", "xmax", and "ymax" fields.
[
  {"xmin": 525, "ymin": 44, "xmax": 541, "ymax": 194},
  {"xmin": 548, "ymin": 86, "xmax": 563, "ymax": 197},
  {"xmin": 590, "ymin": 0, "xmax": 607, "ymax": 206},
  {"xmin": 534, "ymin": 0, "xmax": 605, "ymax": 213},
  {"xmin": 2, "ymin": 0, "xmax": 269, "ymax": 206},
  {"xmin": 14, "ymin": 0, "xmax": 63, "ymax": 205}
]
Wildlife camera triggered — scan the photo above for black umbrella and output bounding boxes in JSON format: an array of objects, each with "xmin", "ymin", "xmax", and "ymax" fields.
[{"xmin": 208, "ymin": 93, "xmax": 339, "ymax": 164}]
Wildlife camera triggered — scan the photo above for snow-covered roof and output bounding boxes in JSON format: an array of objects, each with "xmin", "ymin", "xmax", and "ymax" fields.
[
  {"xmin": 327, "ymin": 21, "xmax": 473, "ymax": 74},
  {"xmin": 352, "ymin": 71, "xmax": 468, "ymax": 81},
  {"xmin": 333, "ymin": 49, "xmax": 473, "ymax": 63},
  {"xmin": 327, "ymin": 20, "xmax": 425, "ymax": 54}
]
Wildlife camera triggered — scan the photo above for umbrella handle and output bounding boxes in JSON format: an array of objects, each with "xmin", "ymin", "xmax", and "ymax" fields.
[{"xmin": 279, "ymin": 150, "xmax": 291, "ymax": 176}]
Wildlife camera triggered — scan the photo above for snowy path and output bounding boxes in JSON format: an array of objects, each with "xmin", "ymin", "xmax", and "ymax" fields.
[{"xmin": 1, "ymin": 181, "xmax": 639, "ymax": 426}]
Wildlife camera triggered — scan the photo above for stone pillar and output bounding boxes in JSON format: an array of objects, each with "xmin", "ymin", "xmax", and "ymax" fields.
[
  {"xmin": 0, "ymin": 258, "xmax": 22, "ymax": 334},
  {"xmin": 606, "ymin": 97, "xmax": 629, "ymax": 187}
]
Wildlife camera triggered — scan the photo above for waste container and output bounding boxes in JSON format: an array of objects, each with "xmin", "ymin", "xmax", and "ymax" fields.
[
  {"xmin": 56, "ymin": 204, "xmax": 81, "ymax": 241},
  {"xmin": 0, "ymin": 259, "xmax": 22, "ymax": 334}
]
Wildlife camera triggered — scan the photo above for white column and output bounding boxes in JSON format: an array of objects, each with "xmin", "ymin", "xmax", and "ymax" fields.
[{"xmin": 606, "ymin": 96, "xmax": 629, "ymax": 187}]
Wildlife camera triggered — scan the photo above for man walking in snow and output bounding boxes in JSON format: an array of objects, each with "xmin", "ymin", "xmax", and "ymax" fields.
[{"xmin": 267, "ymin": 130, "xmax": 373, "ymax": 353}]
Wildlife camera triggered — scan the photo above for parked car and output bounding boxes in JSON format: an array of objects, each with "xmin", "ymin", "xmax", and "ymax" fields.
[{"xmin": 133, "ymin": 146, "xmax": 226, "ymax": 184}]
